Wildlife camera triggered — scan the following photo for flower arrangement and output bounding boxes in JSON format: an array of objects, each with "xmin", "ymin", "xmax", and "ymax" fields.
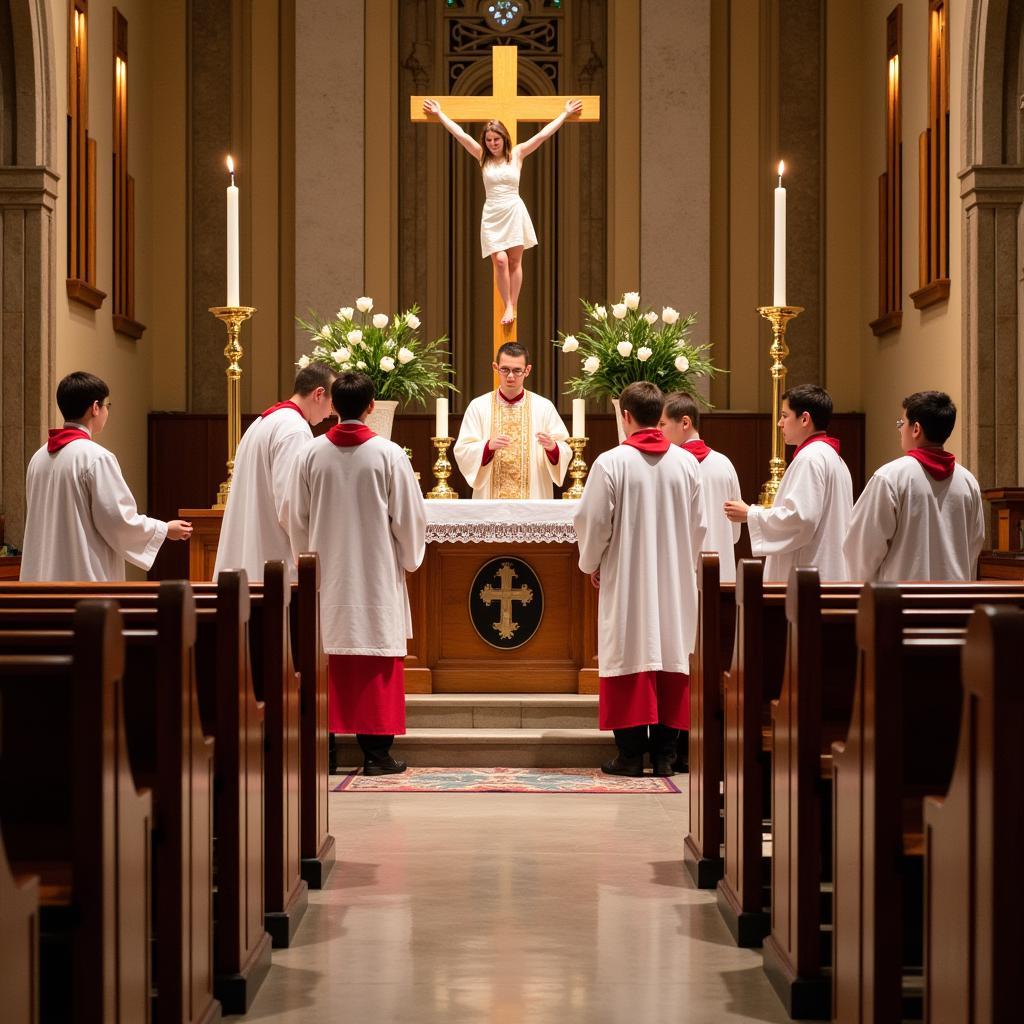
[
  {"xmin": 554, "ymin": 293, "xmax": 719, "ymax": 403},
  {"xmin": 296, "ymin": 298, "xmax": 455, "ymax": 405}
]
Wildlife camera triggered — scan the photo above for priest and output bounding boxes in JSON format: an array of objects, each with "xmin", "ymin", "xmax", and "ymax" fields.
[
  {"xmin": 843, "ymin": 391, "xmax": 985, "ymax": 581},
  {"xmin": 213, "ymin": 361, "xmax": 335, "ymax": 582},
  {"xmin": 574, "ymin": 381, "xmax": 707, "ymax": 777},
  {"xmin": 287, "ymin": 371, "xmax": 426, "ymax": 775},
  {"xmin": 453, "ymin": 342, "xmax": 571, "ymax": 499},
  {"xmin": 724, "ymin": 384, "xmax": 852, "ymax": 582},
  {"xmin": 21, "ymin": 371, "xmax": 193, "ymax": 581}
]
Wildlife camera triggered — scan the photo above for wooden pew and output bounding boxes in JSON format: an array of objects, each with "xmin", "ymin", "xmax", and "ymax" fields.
[
  {"xmin": 923, "ymin": 605, "xmax": 1024, "ymax": 1024},
  {"xmin": 683, "ymin": 553, "xmax": 735, "ymax": 888},
  {"xmin": 0, "ymin": 820, "xmax": 39, "ymax": 1024},
  {"xmin": 0, "ymin": 601, "xmax": 152, "ymax": 1024}
]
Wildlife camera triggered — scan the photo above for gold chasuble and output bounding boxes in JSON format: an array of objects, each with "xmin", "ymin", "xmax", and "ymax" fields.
[{"xmin": 489, "ymin": 391, "xmax": 533, "ymax": 499}]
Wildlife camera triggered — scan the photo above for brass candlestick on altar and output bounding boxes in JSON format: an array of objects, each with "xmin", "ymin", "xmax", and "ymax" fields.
[
  {"xmin": 425, "ymin": 436, "xmax": 459, "ymax": 500},
  {"xmin": 756, "ymin": 304, "xmax": 803, "ymax": 507},
  {"xmin": 209, "ymin": 305, "xmax": 257, "ymax": 509},
  {"xmin": 562, "ymin": 437, "xmax": 589, "ymax": 500}
]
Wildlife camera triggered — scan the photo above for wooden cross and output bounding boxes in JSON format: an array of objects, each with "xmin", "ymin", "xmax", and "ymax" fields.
[
  {"xmin": 411, "ymin": 45, "xmax": 600, "ymax": 365},
  {"xmin": 478, "ymin": 561, "xmax": 534, "ymax": 641}
]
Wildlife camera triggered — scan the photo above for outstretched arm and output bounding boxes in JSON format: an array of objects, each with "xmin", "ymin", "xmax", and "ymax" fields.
[
  {"xmin": 422, "ymin": 99, "xmax": 483, "ymax": 160},
  {"xmin": 515, "ymin": 98, "xmax": 582, "ymax": 159}
]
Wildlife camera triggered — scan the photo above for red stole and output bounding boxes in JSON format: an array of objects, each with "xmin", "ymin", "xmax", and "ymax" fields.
[
  {"xmin": 47, "ymin": 427, "xmax": 91, "ymax": 453},
  {"xmin": 325, "ymin": 422, "xmax": 377, "ymax": 447},
  {"xmin": 681, "ymin": 439, "xmax": 711, "ymax": 463},
  {"xmin": 261, "ymin": 400, "xmax": 303, "ymax": 419},
  {"xmin": 905, "ymin": 447, "xmax": 956, "ymax": 481},
  {"xmin": 622, "ymin": 428, "xmax": 671, "ymax": 454},
  {"xmin": 792, "ymin": 432, "xmax": 841, "ymax": 458}
]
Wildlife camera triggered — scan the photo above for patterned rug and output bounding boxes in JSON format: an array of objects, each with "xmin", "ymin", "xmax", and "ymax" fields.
[{"xmin": 333, "ymin": 766, "xmax": 682, "ymax": 794}]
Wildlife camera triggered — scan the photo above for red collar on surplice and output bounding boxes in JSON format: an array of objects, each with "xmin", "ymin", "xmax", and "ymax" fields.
[
  {"xmin": 261, "ymin": 400, "xmax": 304, "ymax": 419},
  {"xmin": 622, "ymin": 428, "xmax": 671, "ymax": 454},
  {"xmin": 792, "ymin": 432, "xmax": 841, "ymax": 459},
  {"xmin": 905, "ymin": 446, "xmax": 956, "ymax": 481},
  {"xmin": 47, "ymin": 427, "xmax": 91, "ymax": 453},
  {"xmin": 496, "ymin": 389, "xmax": 526, "ymax": 405},
  {"xmin": 325, "ymin": 422, "xmax": 377, "ymax": 447},
  {"xmin": 681, "ymin": 439, "xmax": 711, "ymax": 463}
]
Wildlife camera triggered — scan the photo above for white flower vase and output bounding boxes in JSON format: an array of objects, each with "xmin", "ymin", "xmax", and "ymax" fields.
[
  {"xmin": 611, "ymin": 398, "xmax": 626, "ymax": 443},
  {"xmin": 366, "ymin": 399, "xmax": 399, "ymax": 440}
]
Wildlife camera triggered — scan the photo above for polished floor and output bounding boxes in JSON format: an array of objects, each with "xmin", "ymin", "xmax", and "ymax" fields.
[{"xmin": 231, "ymin": 778, "xmax": 800, "ymax": 1023}]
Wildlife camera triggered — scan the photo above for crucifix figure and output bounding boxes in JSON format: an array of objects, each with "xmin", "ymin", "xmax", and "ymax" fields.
[
  {"xmin": 411, "ymin": 45, "xmax": 600, "ymax": 364},
  {"xmin": 479, "ymin": 561, "xmax": 534, "ymax": 641}
]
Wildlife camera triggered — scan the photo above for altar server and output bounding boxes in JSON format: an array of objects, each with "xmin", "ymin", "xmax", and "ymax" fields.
[
  {"xmin": 213, "ymin": 361, "xmax": 335, "ymax": 582},
  {"xmin": 660, "ymin": 391, "xmax": 742, "ymax": 582},
  {"xmin": 574, "ymin": 381, "xmax": 707, "ymax": 777},
  {"xmin": 454, "ymin": 342, "xmax": 570, "ymax": 499},
  {"xmin": 844, "ymin": 391, "xmax": 985, "ymax": 581},
  {"xmin": 287, "ymin": 371, "xmax": 426, "ymax": 775},
  {"xmin": 21, "ymin": 371, "xmax": 192, "ymax": 581},
  {"xmin": 724, "ymin": 384, "xmax": 852, "ymax": 582}
]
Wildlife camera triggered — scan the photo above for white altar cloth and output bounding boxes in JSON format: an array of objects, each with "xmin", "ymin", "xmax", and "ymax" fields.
[{"xmin": 424, "ymin": 499, "xmax": 579, "ymax": 544}]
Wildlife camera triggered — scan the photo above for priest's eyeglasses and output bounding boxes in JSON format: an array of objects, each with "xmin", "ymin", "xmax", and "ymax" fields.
[
  {"xmin": 496, "ymin": 367, "xmax": 526, "ymax": 377},
  {"xmin": 896, "ymin": 417, "xmax": 905, "ymax": 429}
]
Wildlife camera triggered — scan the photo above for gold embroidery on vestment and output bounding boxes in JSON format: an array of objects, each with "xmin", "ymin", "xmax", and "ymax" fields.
[{"xmin": 489, "ymin": 391, "xmax": 532, "ymax": 499}]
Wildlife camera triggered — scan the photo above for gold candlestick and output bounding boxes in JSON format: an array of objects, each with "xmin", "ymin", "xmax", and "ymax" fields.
[
  {"xmin": 209, "ymin": 305, "xmax": 257, "ymax": 509},
  {"xmin": 756, "ymin": 304, "xmax": 803, "ymax": 508},
  {"xmin": 425, "ymin": 436, "xmax": 459, "ymax": 500},
  {"xmin": 562, "ymin": 437, "xmax": 589, "ymax": 500}
]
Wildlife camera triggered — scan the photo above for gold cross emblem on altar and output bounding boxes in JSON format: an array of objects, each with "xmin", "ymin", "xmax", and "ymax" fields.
[
  {"xmin": 411, "ymin": 46, "xmax": 600, "ymax": 364},
  {"xmin": 478, "ymin": 561, "xmax": 534, "ymax": 642}
]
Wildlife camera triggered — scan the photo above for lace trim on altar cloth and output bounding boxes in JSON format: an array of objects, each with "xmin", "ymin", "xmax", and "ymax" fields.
[{"xmin": 425, "ymin": 521, "xmax": 578, "ymax": 544}]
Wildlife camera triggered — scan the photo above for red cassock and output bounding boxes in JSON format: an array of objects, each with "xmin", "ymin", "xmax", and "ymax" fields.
[
  {"xmin": 599, "ymin": 671, "xmax": 690, "ymax": 731},
  {"xmin": 328, "ymin": 654, "xmax": 407, "ymax": 735}
]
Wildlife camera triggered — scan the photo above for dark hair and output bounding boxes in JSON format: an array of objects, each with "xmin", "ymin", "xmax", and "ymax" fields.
[
  {"xmin": 662, "ymin": 392, "xmax": 700, "ymax": 428},
  {"xmin": 56, "ymin": 371, "xmax": 109, "ymax": 421},
  {"xmin": 619, "ymin": 381, "xmax": 664, "ymax": 428},
  {"xmin": 478, "ymin": 119, "xmax": 512, "ymax": 166},
  {"xmin": 903, "ymin": 390, "xmax": 956, "ymax": 444},
  {"xmin": 496, "ymin": 342, "xmax": 530, "ymax": 364},
  {"xmin": 782, "ymin": 384, "xmax": 833, "ymax": 431},
  {"xmin": 331, "ymin": 372, "xmax": 375, "ymax": 420},
  {"xmin": 293, "ymin": 361, "xmax": 335, "ymax": 397}
]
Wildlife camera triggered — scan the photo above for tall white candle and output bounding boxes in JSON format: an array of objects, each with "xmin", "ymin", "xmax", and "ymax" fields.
[
  {"xmin": 226, "ymin": 156, "xmax": 240, "ymax": 307},
  {"xmin": 773, "ymin": 160, "xmax": 786, "ymax": 307},
  {"xmin": 572, "ymin": 398, "xmax": 586, "ymax": 438},
  {"xmin": 435, "ymin": 397, "xmax": 448, "ymax": 438}
]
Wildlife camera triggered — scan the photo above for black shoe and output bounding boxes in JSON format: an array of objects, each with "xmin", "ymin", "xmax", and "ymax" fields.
[
  {"xmin": 601, "ymin": 755, "xmax": 644, "ymax": 778},
  {"xmin": 671, "ymin": 756, "xmax": 689, "ymax": 774},
  {"xmin": 653, "ymin": 760, "xmax": 675, "ymax": 777},
  {"xmin": 362, "ymin": 755, "xmax": 407, "ymax": 776}
]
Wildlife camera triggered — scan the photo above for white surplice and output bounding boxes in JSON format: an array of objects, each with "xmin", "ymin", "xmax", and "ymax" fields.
[
  {"xmin": 842, "ymin": 457, "xmax": 985, "ymax": 581},
  {"xmin": 746, "ymin": 439, "xmax": 853, "ymax": 582},
  {"xmin": 574, "ymin": 444, "xmax": 707, "ymax": 677},
  {"xmin": 213, "ymin": 406, "xmax": 313, "ymax": 582},
  {"xmin": 453, "ymin": 391, "xmax": 570, "ymax": 499},
  {"xmin": 687, "ymin": 445, "xmax": 742, "ymax": 583},
  {"xmin": 20, "ymin": 429, "xmax": 168, "ymax": 581},
  {"xmin": 286, "ymin": 432, "xmax": 426, "ymax": 655}
]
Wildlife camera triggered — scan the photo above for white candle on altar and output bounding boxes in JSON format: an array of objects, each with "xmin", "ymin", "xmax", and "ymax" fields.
[
  {"xmin": 773, "ymin": 160, "xmax": 786, "ymax": 307},
  {"xmin": 572, "ymin": 398, "xmax": 586, "ymax": 438},
  {"xmin": 226, "ymin": 156, "xmax": 240, "ymax": 307},
  {"xmin": 435, "ymin": 397, "xmax": 448, "ymax": 438}
]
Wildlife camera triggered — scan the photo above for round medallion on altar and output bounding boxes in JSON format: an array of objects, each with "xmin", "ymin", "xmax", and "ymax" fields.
[{"xmin": 469, "ymin": 557, "xmax": 544, "ymax": 650}]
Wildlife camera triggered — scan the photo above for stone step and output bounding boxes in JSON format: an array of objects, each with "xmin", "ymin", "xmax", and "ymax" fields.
[
  {"xmin": 334, "ymin": 727, "xmax": 617, "ymax": 769},
  {"xmin": 405, "ymin": 693, "xmax": 599, "ymax": 731}
]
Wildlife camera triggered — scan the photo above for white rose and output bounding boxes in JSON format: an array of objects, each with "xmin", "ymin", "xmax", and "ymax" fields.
[
  {"xmin": 583, "ymin": 356, "xmax": 601, "ymax": 374},
  {"xmin": 319, "ymin": 325, "xmax": 332, "ymax": 339},
  {"xmin": 406, "ymin": 313, "xmax": 421, "ymax": 330},
  {"xmin": 296, "ymin": 354, "xmax": 311, "ymax": 369},
  {"xmin": 637, "ymin": 346, "xmax": 653, "ymax": 362},
  {"xmin": 372, "ymin": 313, "xmax": 389, "ymax": 329},
  {"xmin": 593, "ymin": 305, "xmax": 608, "ymax": 320},
  {"xmin": 341, "ymin": 363, "xmax": 351, "ymax": 371},
  {"xmin": 616, "ymin": 341, "xmax": 633, "ymax": 358},
  {"xmin": 337, "ymin": 306, "xmax": 354, "ymax": 320},
  {"xmin": 561, "ymin": 335, "xmax": 579, "ymax": 353},
  {"xmin": 332, "ymin": 346, "xmax": 351, "ymax": 363},
  {"xmin": 661, "ymin": 306, "xmax": 679, "ymax": 325},
  {"xmin": 675, "ymin": 355, "xmax": 690, "ymax": 373},
  {"xmin": 346, "ymin": 329, "xmax": 363, "ymax": 346},
  {"xmin": 611, "ymin": 303, "xmax": 628, "ymax": 319},
  {"xmin": 356, "ymin": 360, "xmax": 367, "ymax": 370},
  {"xmin": 397, "ymin": 347, "xmax": 414, "ymax": 364},
  {"xmin": 379, "ymin": 356, "xmax": 396, "ymax": 372},
  {"xmin": 644, "ymin": 311, "xmax": 659, "ymax": 325},
  {"xmin": 356, "ymin": 296, "xmax": 373, "ymax": 313},
  {"xmin": 623, "ymin": 291, "xmax": 640, "ymax": 310}
]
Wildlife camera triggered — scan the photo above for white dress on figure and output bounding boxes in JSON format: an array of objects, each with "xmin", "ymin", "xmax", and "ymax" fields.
[{"xmin": 480, "ymin": 159, "xmax": 537, "ymax": 258}]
